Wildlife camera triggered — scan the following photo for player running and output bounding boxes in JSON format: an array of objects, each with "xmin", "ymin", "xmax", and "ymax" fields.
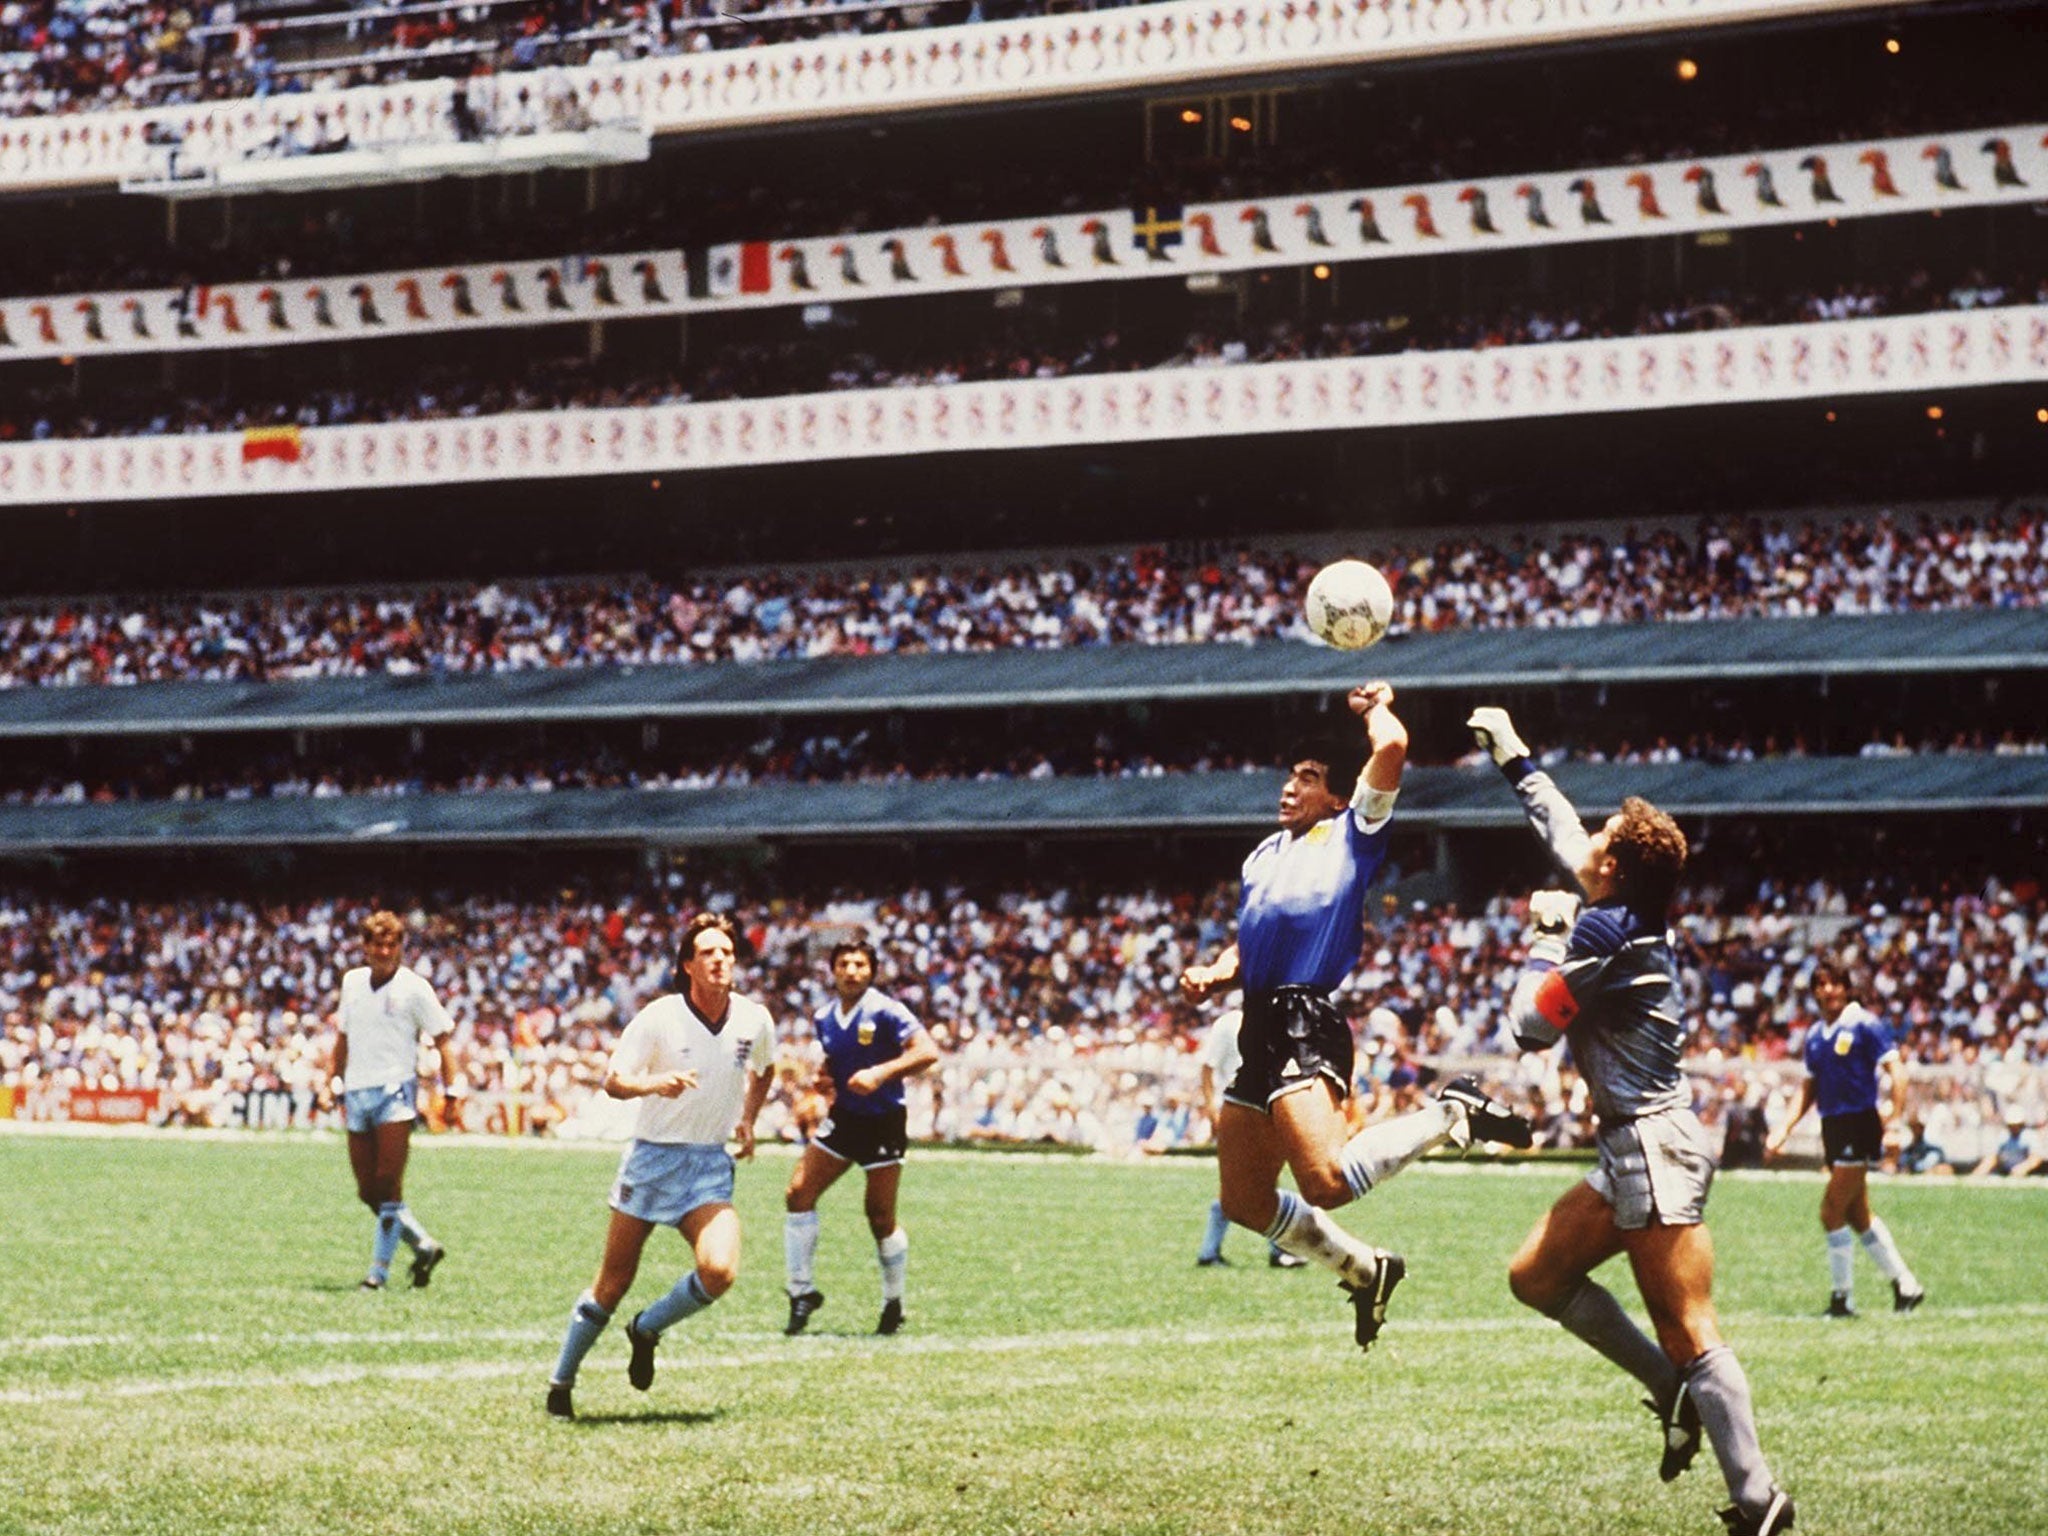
[
  {"xmin": 1179, "ymin": 681, "xmax": 1533, "ymax": 1353},
  {"xmin": 1195, "ymin": 1006, "xmax": 1304, "ymax": 1268},
  {"xmin": 546, "ymin": 913, "xmax": 774, "ymax": 1420},
  {"xmin": 1468, "ymin": 706, "xmax": 1795, "ymax": 1536},
  {"xmin": 783, "ymin": 938, "xmax": 941, "ymax": 1337},
  {"xmin": 1764, "ymin": 960, "xmax": 1926, "ymax": 1318},
  {"xmin": 324, "ymin": 909, "xmax": 455, "ymax": 1292}
]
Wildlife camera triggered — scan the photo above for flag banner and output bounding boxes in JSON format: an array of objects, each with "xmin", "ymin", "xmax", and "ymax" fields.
[
  {"xmin": 673, "ymin": 124, "xmax": 2048, "ymax": 311},
  {"xmin": 240, "ymin": 425, "xmax": 303, "ymax": 463},
  {"xmin": 0, "ymin": 1, "xmax": 1894, "ymax": 195},
  {"xmin": 3, "ymin": 305, "xmax": 2041, "ymax": 505},
  {"xmin": 5, "ymin": 124, "xmax": 2040, "ymax": 360},
  {"xmin": 0, "ymin": 250, "xmax": 689, "ymax": 361}
]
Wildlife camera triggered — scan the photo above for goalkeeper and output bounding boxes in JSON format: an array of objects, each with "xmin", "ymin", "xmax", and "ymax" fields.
[{"xmin": 1467, "ymin": 706, "xmax": 1796, "ymax": 1536}]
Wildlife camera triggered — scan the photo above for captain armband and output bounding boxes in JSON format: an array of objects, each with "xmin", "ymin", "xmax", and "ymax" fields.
[{"xmin": 1352, "ymin": 781, "xmax": 1399, "ymax": 823}]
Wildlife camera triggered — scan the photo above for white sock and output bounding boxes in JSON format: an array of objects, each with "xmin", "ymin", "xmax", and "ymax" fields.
[
  {"xmin": 1858, "ymin": 1216, "xmax": 1917, "ymax": 1290},
  {"xmin": 876, "ymin": 1228, "xmax": 908, "ymax": 1303},
  {"xmin": 1338, "ymin": 1101, "xmax": 1460, "ymax": 1200},
  {"xmin": 394, "ymin": 1204, "xmax": 433, "ymax": 1253},
  {"xmin": 784, "ymin": 1210, "xmax": 820, "ymax": 1296},
  {"xmin": 1262, "ymin": 1189, "xmax": 1381, "ymax": 1289},
  {"xmin": 1826, "ymin": 1227, "xmax": 1856, "ymax": 1297}
]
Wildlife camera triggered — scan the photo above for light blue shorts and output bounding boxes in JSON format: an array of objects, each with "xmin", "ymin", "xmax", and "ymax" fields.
[
  {"xmin": 344, "ymin": 1079, "xmax": 418, "ymax": 1134},
  {"xmin": 609, "ymin": 1139, "xmax": 736, "ymax": 1227}
]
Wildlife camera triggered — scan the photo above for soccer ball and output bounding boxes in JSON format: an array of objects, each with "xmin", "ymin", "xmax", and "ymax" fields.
[{"xmin": 1304, "ymin": 560, "xmax": 1394, "ymax": 650}]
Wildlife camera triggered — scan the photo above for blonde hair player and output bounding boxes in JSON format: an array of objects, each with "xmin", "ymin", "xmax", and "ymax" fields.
[{"xmin": 322, "ymin": 909, "xmax": 457, "ymax": 1292}]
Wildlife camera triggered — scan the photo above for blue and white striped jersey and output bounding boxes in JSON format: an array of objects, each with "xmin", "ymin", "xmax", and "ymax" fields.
[{"xmin": 1237, "ymin": 807, "xmax": 1391, "ymax": 994}]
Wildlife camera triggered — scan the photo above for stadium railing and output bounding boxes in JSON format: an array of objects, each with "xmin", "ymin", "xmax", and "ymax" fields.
[
  {"xmin": 2, "ymin": 609, "xmax": 2041, "ymax": 733},
  {"xmin": 3, "ymin": 756, "xmax": 2046, "ymax": 851},
  {"xmin": 12, "ymin": 121, "xmax": 2042, "ymax": 361},
  {"xmin": 6, "ymin": 302, "xmax": 2043, "ymax": 506},
  {"xmin": 0, "ymin": 0, "xmax": 1893, "ymax": 193}
]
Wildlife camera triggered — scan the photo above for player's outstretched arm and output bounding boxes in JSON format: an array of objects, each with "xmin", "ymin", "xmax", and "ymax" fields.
[
  {"xmin": 603, "ymin": 1067, "xmax": 700, "ymax": 1100},
  {"xmin": 1180, "ymin": 944, "xmax": 1240, "ymax": 1002},
  {"xmin": 1467, "ymin": 705, "xmax": 1592, "ymax": 885},
  {"xmin": 1764, "ymin": 1080, "xmax": 1816, "ymax": 1159},
  {"xmin": 1349, "ymin": 680, "xmax": 1406, "ymax": 822}
]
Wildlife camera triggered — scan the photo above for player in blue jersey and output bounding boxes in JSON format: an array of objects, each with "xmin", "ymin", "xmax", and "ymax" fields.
[
  {"xmin": 783, "ymin": 939, "xmax": 941, "ymax": 1337},
  {"xmin": 1470, "ymin": 706, "xmax": 1793, "ymax": 1536},
  {"xmin": 1764, "ymin": 961, "xmax": 1925, "ymax": 1317},
  {"xmin": 1180, "ymin": 681, "xmax": 1533, "ymax": 1354}
]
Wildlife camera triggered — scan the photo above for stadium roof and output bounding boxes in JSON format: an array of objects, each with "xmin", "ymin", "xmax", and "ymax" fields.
[
  {"xmin": 4, "ymin": 756, "xmax": 2044, "ymax": 852},
  {"xmin": 3, "ymin": 611, "xmax": 2041, "ymax": 738}
]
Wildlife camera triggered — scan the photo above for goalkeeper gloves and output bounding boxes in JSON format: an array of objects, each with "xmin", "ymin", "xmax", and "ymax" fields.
[
  {"xmin": 1526, "ymin": 888, "xmax": 1581, "ymax": 965},
  {"xmin": 1466, "ymin": 706, "xmax": 1530, "ymax": 766}
]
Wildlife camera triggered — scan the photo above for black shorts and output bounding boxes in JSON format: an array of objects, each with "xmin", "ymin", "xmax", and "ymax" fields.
[
  {"xmin": 1226, "ymin": 986, "xmax": 1354, "ymax": 1111},
  {"xmin": 814, "ymin": 1106, "xmax": 908, "ymax": 1170},
  {"xmin": 1820, "ymin": 1109, "xmax": 1885, "ymax": 1168}
]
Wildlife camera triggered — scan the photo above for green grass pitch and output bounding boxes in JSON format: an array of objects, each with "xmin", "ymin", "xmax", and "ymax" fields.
[{"xmin": 4, "ymin": 1133, "xmax": 2045, "ymax": 1536}]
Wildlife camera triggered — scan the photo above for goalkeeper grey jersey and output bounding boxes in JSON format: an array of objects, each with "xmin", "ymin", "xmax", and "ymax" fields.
[{"xmin": 1504, "ymin": 766, "xmax": 1692, "ymax": 1127}]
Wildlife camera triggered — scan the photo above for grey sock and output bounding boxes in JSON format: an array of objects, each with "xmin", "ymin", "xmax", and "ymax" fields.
[
  {"xmin": 1686, "ymin": 1346, "xmax": 1777, "ymax": 1514},
  {"xmin": 1550, "ymin": 1278, "xmax": 1679, "ymax": 1403}
]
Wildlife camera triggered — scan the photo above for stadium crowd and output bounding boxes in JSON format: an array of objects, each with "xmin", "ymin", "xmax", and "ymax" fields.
[
  {"xmin": 10, "ymin": 271, "xmax": 2038, "ymax": 443},
  {"xmin": 0, "ymin": 0, "xmax": 2032, "ymax": 211},
  {"xmin": 7, "ymin": 721, "xmax": 2047, "ymax": 808},
  {"xmin": 0, "ymin": 0, "xmax": 1037, "ymax": 122},
  {"xmin": 5, "ymin": 868, "xmax": 2044, "ymax": 1163},
  {"xmin": 3, "ymin": 509, "xmax": 2043, "ymax": 690}
]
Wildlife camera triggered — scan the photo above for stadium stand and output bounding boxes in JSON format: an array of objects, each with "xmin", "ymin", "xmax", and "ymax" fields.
[
  {"xmin": 5, "ymin": 868, "xmax": 2045, "ymax": 1155},
  {"xmin": 4, "ymin": 0, "xmax": 2047, "ymax": 1166},
  {"xmin": 3, "ymin": 512, "xmax": 2043, "ymax": 688}
]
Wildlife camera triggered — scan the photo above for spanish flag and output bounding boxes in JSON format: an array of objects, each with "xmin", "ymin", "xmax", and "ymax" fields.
[{"xmin": 241, "ymin": 425, "xmax": 302, "ymax": 464}]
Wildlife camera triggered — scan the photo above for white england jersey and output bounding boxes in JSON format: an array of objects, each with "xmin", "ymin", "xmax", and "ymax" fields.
[
  {"xmin": 338, "ymin": 965, "xmax": 454, "ymax": 1091},
  {"xmin": 1201, "ymin": 1009, "xmax": 1246, "ymax": 1085},
  {"xmin": 610, "ymin": 990, "xmax": 775, "ymax": 1145}
]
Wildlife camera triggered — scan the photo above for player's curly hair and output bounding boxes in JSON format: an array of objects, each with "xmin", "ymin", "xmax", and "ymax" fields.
[
  {"xmin": 360, "ymin": 909, "xmax": 405, "ymax": 944},
  {"xmin": 1608, "ymin": 796, "xmax": 1688, "ymax": 917},
  {"xmin": 675, "ymin": 911, "xmax": 738, "ymax": 974}
]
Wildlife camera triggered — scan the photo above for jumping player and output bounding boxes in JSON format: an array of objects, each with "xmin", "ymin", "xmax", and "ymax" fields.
[
  {"xmin": 1764, "ymin": 961, "xmax": 1925, "ymax": 1317},
  {"xmin": 1468, "ymin": 705, "xmax": 1794, "ymax": 1536},
  {"xmin": 1179, "ymin": 681, "xmax": 1533, "ymax": 1353},
  {"xmin": 1195, "ymin": 1006, "xmax": 1304, "ymax": 1268},
  {"xmin": 783, "ymin": 939, "xmax": 940, "ymax": 1337},
  {"xmin": 546, "ymin": 913, "xmax": 774, "ymax": 1419},
  {"xmin": 325, "ymin": 909, "xmax": 455, "ymax": 1292}
]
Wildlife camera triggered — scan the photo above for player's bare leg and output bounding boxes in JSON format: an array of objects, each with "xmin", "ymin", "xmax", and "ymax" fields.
[
  {"xmin": 590, "ymin": 1209, "xmax": 655, "ymax": 1312},
  {"xmin": 1510, "ymin": 1183, "xmax": 1695, "ymax": 1480},
  {"xmin": 1225, "ymin": 1088, "xmax": 1403, "ymax": 1350},
  {"xmin": 548, "ymin": 1211, "xmax": 655, "ymax": 1416},
  {"xmin": 863, "ymin": 1163, "xmax": 909, "ymax": 1333},
  {"xmin": 1626, "ymin": 1221, "xmax": 1789, "ymax": 1529},
  {"xmin": 352, "ymin": 1120, "xmax": 424, "ymax": 1290},
  {"xmin": 783, "ymin": 1143, "xmax": 849, "ymax": 1333},
  {"xmin": 624, "ymin": 1203, "xmax": 740, "ymax": 1393}
]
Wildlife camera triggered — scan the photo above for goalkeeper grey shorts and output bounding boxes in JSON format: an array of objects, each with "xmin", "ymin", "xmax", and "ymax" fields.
[{"xmin": 1586, "ymin": 1107, "xmax": 1717, "ymax": 1229}]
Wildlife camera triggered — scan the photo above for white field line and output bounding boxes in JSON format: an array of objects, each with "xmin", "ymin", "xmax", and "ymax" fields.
[
  {"xmin": 8, "ymin": 1120, "xmax": 2047, "ymax": 1192},
  {"xmin": 8, "ymin": 1305, "xmax": 2048, "ymax": 1405}
]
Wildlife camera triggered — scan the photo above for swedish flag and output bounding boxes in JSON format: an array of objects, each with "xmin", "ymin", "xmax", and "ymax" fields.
[{"xmin": 1132, "ymin": 204, "xmax": 1185, "ymax": 259}]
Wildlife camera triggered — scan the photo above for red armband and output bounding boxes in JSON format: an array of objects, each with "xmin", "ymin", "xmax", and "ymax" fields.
[{"xmin": 1533, "ymin": 969, "xmax": 1579, "ymax": 1029}]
